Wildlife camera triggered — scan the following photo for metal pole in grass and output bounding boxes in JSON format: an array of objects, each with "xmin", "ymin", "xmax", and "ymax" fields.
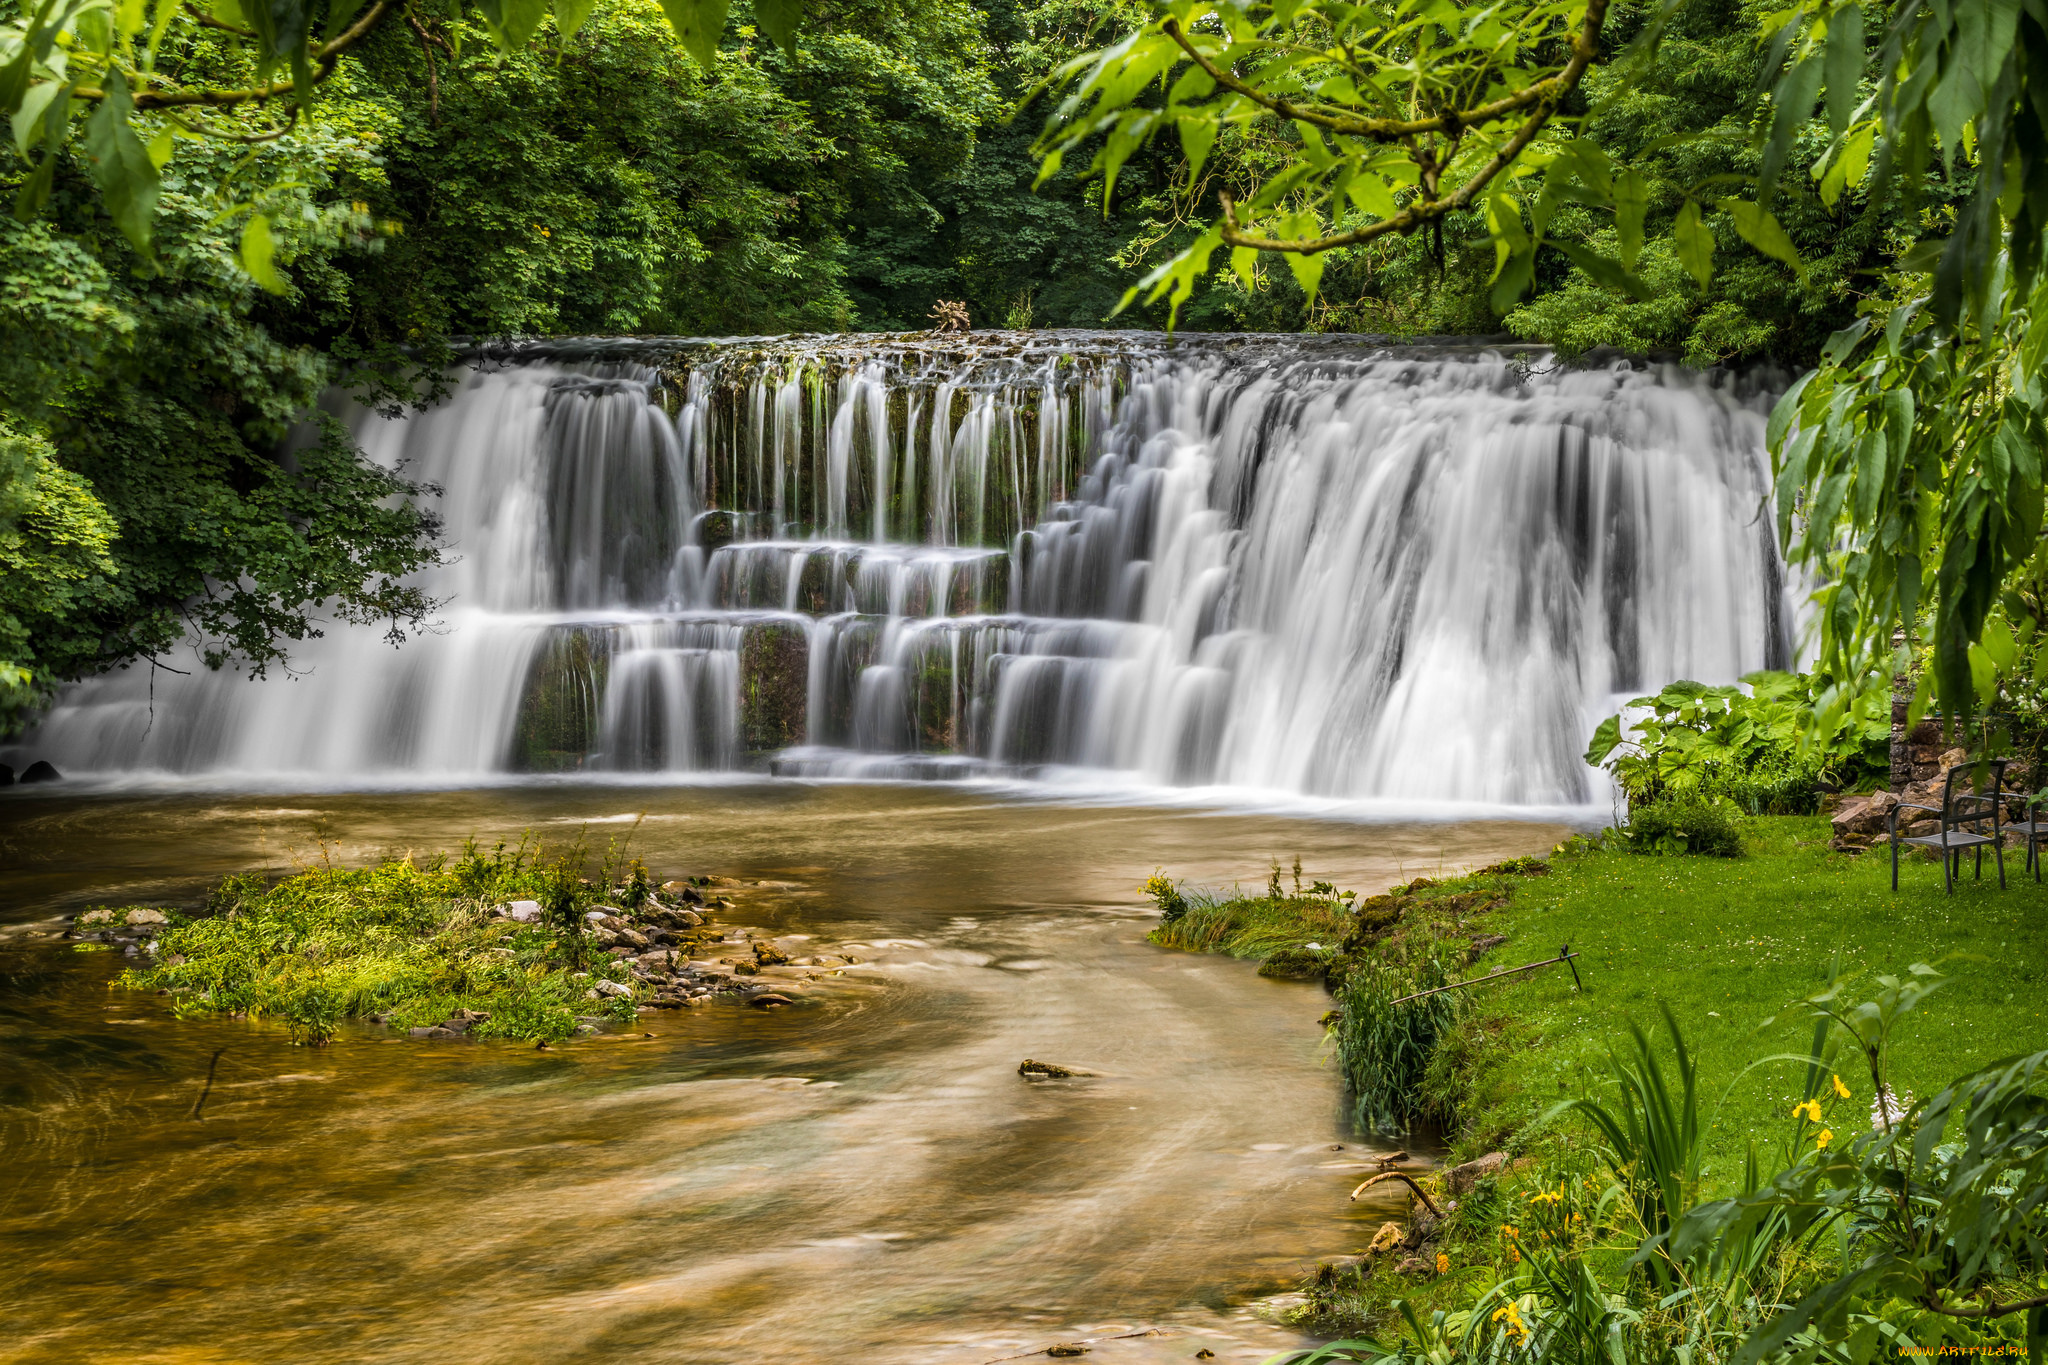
[{"xmin": 1387, "ymin": 944, "xmax": 1583, "ymax": 1006}]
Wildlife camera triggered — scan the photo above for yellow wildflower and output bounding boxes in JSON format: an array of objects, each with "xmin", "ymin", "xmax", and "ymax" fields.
[
  {"xmin": 1530, "ymin": 1188, "xmax": 1562, "ymax": 1206},
  {"xmin": 1492, "ymin": 1301, "xmax": 1529, "ymax": 1344},
  {"xmin": 1816, "ymin": 1128, "xmax": 1833, "ymax": 1150},
  {"xmin": 1436, "ymin": 1253, "xmax": 1449, "ymax": 1275},
  {"xmin": 1791, "ymin": 1099, "xmax": 1823, "ymax": 1123},
  {"xmin": 1500, "ymin": 1224, "xmax": 1519, "ymax": 1238},
  {"xmin": 1832, "ymin": 1074, "xmax": 1852, "ymax": 1099}
]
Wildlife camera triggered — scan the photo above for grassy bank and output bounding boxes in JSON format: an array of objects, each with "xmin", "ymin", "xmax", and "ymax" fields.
[
  {"xmin": 1146, "ymin": 820, "xmax": 2048, "ymax": 1344},
  {"xmin": 84, "ymin": 839, "xmax": 734, "ymax": 1044}
]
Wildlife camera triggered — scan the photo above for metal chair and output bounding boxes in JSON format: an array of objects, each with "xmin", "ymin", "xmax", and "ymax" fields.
[
  {"xmin": 1997, "ymin": 740, "xmax": 2048, "ymax": 882},
  {"xmin": 1889, "ymin": 760, "xmax": 2009, "ymax": 893}
]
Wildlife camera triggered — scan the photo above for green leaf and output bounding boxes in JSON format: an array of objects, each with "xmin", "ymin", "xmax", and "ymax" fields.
[
  {"xmin": 11, "ymin": 152, "xmax": 57, "ymax": 222},
  {"xmin": 1553, "ymin": 241, "xmax": 1653, "ymax": 300},
  {"xmin": 147, "ymin": 127, "xmax": 174, "ymax": 170},
  {"xmin": 1823, "ymin": 2, "xmax": 1864, "ymax": 136},
  {"xmin": 552, "ymin": 0, "xmax": 597, "ymax": 40},
  {"xmin": 1231, "ymin": 246, "xmax": 1257, "ymax": 291},
  {"xmin": 1277, "ymin": 239, "xmax": 1327, "ymax": 302},
  {"xmin": 1718, "ymin": 199, "xmax": 1804, "ymax": 275},
  {"xmin": 1968, "ymin": 642, "xmax": 1997, "ymax": 704},
  {"xmin": 1584, "ymin": 714, "xmax": 1624, "ymax": 767},
  {"xmin": 657, "ymin": 0, "xmax": 729, "ymax": 68},
  {"xmin": 1490, "ymin": 248, "xmax": 1534, "ymax": 312},
  {"xmin": 1674, "ymin": 199, "xmax": 1712, "ymax": 288},
  {"xmin": 1985, "ymin": 617, "xmax": 2019, "ymax": 670},
  {"xmin": 1178, "ymin": 116, "xmax": 1219, "ymax": 181},
  {"xmin": 11, "ymin": 81, "xmax": 63, "ymax": 157},
  {"xmin": 1615, "ymin": 168, "xmax": 1647, "ymax": 270},
  {"xmin": 240, "ymin": 212, "xmax": 287, "ymax": 293},
  {"xmin": 326, "ymin": 0, "xmax": 368, "ymax": 37},
  {"xmin": 751, "ymin": 0, "xmax": 802, "ymax": 51},
  {"xmin": 81, "ymin": 70, "xmax": 159, "ymax": 258},
  {"xmin": 1346, "ymin": 173, "xmax": 1396, "ymax": 219},
  {"xmin": 477, "ymin": 0, "xmax": 550, "ymax": 49}
]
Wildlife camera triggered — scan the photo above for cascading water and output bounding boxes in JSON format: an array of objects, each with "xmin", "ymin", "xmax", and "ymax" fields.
[{"xmin": 13, "ymin": 332, "xmax": 1791, "ymax": 806}]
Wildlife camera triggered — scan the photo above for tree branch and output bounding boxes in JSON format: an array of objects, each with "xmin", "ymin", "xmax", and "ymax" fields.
[
  {"xmin": 1213, "ymin": 0, "xmax": 1608, "ymax": 256},
  {"xmin": 73, "ymin": 0, "xmax": 398, "ymax": 109},
  {"xmin": 1160, "ymin": 0, "xmax": 1607, "ymax": 144},
  {"xmin": 1919, "ymin": 1291, "xmax": 2048, "ymax": 1320}
]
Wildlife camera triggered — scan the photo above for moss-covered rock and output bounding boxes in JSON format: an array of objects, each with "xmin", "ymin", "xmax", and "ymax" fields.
[
  {"xmin": 739, "ymin": 618, "xmax": 808, "ymax": 753},
  {"xmin": 510, "ymin": 627, "xmax": 611, "ymax": 771}
]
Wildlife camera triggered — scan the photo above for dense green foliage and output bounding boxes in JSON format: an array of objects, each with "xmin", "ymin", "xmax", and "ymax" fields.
[{"xmin": 1586, "ymin": 672, "xmax": 1893, "ymax": 819}]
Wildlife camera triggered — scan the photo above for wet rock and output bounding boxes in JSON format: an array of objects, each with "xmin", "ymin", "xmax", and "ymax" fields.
[
  {"xmin": 1046, "ymin": 1347, "xmax": 1089, "ymax": 1358},
  {"xmin": 410, "ymin": 1026, "xmax": 458, "ymax": 1039},
  {"xmin": 76, "ymin": 908, "xmax": 117, "ymax": 930},
  {"xmin": 1366, "ymin": 1221, "xmax": 1405, "ymax": 1257},
  {"xmin": 592, "ymin": 979, "xmax": 633, "ymax": 998},
  {"xmin": 125, "ymin": 908, "xmax": 169, "ymax": 928},
  {"xmin": 749, "ymin": 993, "xmax": 794, "ymax": 1007},
  {"xmin": 1446, "ymin": 1151, "xmax": 1507, "ymax": 1194},
  {"xmin": 753, "ymin": 942, "xmax": 790, "ymax": 967},
  {"xmin": 19, "ymin": 760, "xmax": 60, "ymax": 784},
  {"xmin": 1018, "ymin": 1059, "xmax": 1092, "ymax": 1078},
  {"xmin": 732, "ymin": 961, "xmax": 758, "ymax": 976},
  {"xmin": 502, "ymin": 900, "xmax": 543, "ymax": 923}
]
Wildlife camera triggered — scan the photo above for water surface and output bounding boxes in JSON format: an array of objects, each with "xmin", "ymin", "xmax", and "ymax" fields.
[{"xmin": 0, "ymin": 784, "xmax": 1563, "ymax": 1363}]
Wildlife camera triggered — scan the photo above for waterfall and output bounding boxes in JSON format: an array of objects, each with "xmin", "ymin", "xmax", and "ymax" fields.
[{"xmin": 12, "ymin": 333, "xmax": 1791, "ymax": 806}]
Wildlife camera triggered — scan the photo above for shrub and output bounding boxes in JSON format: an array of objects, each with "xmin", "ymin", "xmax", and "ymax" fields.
[
  {"xmin": 1585, "ymin": 672, "xmax": 1889, "ymax": 815},
  {"xmin": 1620, "ymin": 797, "xmax": 1744, "ymax": 857}
]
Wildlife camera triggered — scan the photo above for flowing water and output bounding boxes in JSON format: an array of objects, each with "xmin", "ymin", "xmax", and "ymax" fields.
[
  {"xmin": 1, "ymin": 785, "xmax": 1566, "ymax": 1363},
  {"xmin": 6, "ymin": 332, "xmax": 1790, "ymax": 808}
]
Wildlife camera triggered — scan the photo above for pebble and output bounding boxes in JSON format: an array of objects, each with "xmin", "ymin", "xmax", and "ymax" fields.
[{"xmin": 503, "ymin": 900, "xmax": 542, "ymax": 923}]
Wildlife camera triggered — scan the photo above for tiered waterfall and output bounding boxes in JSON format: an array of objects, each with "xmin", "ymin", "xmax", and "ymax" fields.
[{"xmin": 16, "ymin": 333, "xmax": 1793, "ymax": 806}]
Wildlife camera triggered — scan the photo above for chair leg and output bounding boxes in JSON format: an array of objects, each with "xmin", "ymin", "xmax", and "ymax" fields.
[
  {"xmin": 1892, "ymin": 836, "xmax": 1900, "ymax": 891},
  {"xmin": 1997, "ymin": 838, "xmax": 2007, "ymax": 890},
  {"xmin": 1976, "ymin": 846, "xmax": 1984, "ymax": 880},
  {"xmin": 1944, "ymin": 846, "xmax": 1954, "ymax": 894}
]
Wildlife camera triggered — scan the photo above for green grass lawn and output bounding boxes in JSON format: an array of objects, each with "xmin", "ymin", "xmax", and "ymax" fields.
[
  {"xmin": 1465, "ymin": 817, "xmax": 2048, "ymax": 1187},
  {"xmin": 1153, "ymin": 818, "xmax": 2048, "ymax": 1189}
]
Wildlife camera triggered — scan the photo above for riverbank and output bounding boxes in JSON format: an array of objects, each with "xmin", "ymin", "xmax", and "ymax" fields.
[{"xmin": 1149, "ymin": 816, "xmax": 2048, "ymax": 1338}]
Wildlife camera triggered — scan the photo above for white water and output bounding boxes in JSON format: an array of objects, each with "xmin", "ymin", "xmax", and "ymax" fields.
[{"xmin": 14, "ymin": 333, "xmax": 1792, "ymax": 805}]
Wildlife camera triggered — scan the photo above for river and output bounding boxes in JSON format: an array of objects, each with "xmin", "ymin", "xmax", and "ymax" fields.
[{"xmin": 0, "ymin": 783, "xmax": 1563, "ymax": 1363}]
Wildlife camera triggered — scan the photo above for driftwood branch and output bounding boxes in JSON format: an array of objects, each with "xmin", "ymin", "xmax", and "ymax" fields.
[{"xmin": 1349, "ymin": 1169, "xmax": 1442, "ymax": 1216}]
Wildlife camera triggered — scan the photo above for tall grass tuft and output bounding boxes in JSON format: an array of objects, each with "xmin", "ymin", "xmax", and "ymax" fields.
[{"xmin": 1332, "ymin": 938, "xmax": 1464, "ymax": 1132}]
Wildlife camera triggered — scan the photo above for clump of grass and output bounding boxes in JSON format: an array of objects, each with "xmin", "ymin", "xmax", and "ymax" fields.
[
  {"xmin": 122, "ymin": 836, "xmax": 646, "ymax": 1044},
  {"xmin": 1331, "ymin": 935, "xmax": 1466, "ymax": 1131}
]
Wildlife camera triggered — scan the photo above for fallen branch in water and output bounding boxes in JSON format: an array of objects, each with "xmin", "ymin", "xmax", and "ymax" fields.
[{"xmin": 1349, "ymin": 1170, "xmax": 1442, "ymax": 1216}]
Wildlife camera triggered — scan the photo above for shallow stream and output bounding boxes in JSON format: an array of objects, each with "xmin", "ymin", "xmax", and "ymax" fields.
[{"xmin": 0, "ymin": 784, "xmax": 1563, "ymax": 1363}]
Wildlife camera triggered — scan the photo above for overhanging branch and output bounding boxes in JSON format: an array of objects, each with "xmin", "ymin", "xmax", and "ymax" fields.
[{"xmin": 72, "ymin": 0, "xmax": 398, "ymax": 109}]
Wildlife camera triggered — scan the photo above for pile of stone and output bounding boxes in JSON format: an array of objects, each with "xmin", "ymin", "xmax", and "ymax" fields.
[
  {"xmin": 66, "ymin": 906, "xmax": 176, "ymax": 959},
  {"xmin": 490, "ymin": 876, "xmax": 860, "ymax": 1017},
  {"xmin": 1829, "ymin": 741, "xmax": 2034, "ymax": 855}
]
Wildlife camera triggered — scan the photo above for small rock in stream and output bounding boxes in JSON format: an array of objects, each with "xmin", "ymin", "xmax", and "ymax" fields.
[
  {"xmin": 1018, "ymin": 1059, "xmax": 1091, "ymax": 1078},
  {"xmin": 748, "ymin": 993, "xmax": 794, "ymax": 1008}
]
